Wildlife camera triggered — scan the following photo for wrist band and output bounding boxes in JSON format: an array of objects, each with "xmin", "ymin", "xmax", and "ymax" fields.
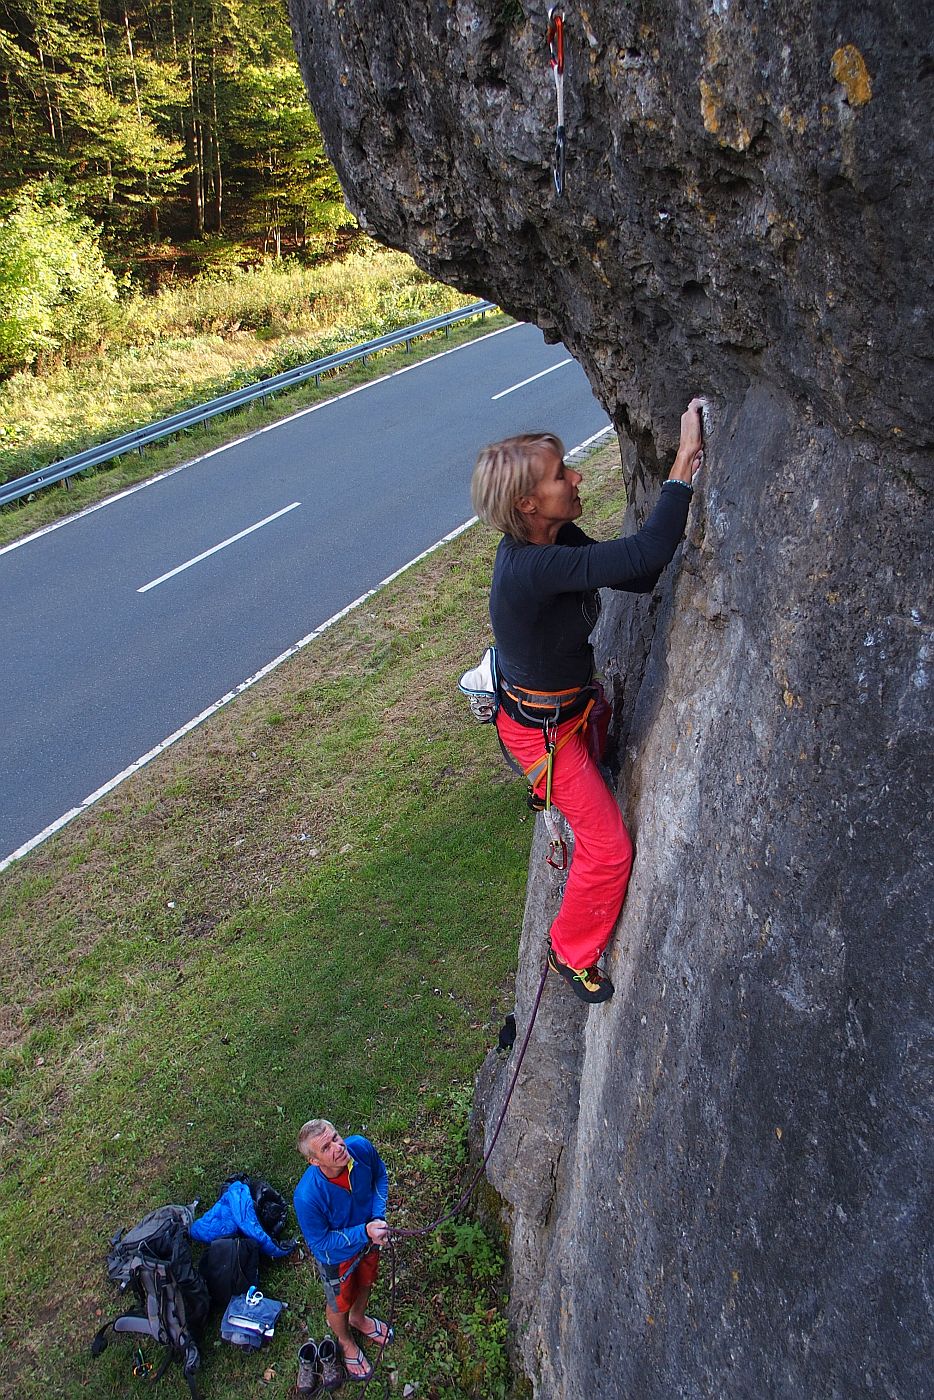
[{"xmin": 664, "ymin": 478, "xmax": 693, "ymax": 492}]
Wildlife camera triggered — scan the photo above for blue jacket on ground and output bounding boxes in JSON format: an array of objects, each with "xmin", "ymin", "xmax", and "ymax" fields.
[
  {"xmin": 190, "ymin": 1180, "xmax": 292, "ymax": 1258},
  {"xmin": 293, "ymin": 1135, "xmax": 389, "ymax": 1266}
]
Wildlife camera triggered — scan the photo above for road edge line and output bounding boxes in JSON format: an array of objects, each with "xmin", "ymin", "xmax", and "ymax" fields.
[
  {"xmin": 0, "ymin": 320, "xmax": 520, "ymax": 559},
  {"xmin": 1, "ymin": 424, "xmax": 616, "ymax": 874}
]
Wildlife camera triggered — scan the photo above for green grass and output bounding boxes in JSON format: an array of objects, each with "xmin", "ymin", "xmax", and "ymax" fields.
[
  {"xmin": 0, "ymin": 307, "xmax": 512, "ymax": 551},
  {"xmin": 0, "ymin": 444, "xmax": 625, "ymax": 1398},
  {"xmin": 0, "ymin": 241, "xmax": 505, "ymax": 523}
]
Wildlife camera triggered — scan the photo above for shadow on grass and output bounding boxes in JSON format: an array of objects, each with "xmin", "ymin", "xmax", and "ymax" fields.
[{"xmin": 0, "ymin": 781, "xmax": 529, "ymax": 1398}]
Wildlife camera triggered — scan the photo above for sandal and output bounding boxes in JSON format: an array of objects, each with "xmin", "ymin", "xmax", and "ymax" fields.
[
  {"xmin": 343, "ymin": 1348, "xmax": 373, "ymax": 1382},
  {"xmin": 355, "ymin": 1316, "xmax": 394, "ymax": 1347}
]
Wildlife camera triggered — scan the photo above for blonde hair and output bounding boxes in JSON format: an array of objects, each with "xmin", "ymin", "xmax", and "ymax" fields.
[{"xmin": 471, "ymin": 432, "xmax": 564, "ymax": 542}]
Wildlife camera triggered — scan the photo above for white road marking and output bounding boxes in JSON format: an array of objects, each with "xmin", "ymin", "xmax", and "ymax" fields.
[
  {"xmin": 0, "ymin": 321, "xmax": 521, "ymax": 560},
  {"xmin": 491, "ymin": 357, "xmax": 573, "ymax": 400},
  {"xmin": 0, "ymin": 425, "xmax": 614, "ymax": 873},
  {"xmin": 137, "ymin": 502, "xmax": 301, "ymax": 594},
  {"xmin": 566, "ymin": 425, "xmax": 614, "ymax": 459}
]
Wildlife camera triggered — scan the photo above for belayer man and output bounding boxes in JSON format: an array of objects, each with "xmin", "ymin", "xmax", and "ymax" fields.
[{"xmin": 293, "ymin": 1119, "xmax": 393, "ymax": 1383}]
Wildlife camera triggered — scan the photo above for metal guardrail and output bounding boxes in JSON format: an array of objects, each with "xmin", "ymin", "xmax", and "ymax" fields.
[{"xmin": 0, "ymin": 300, "xmax": 498, "ymax": 508}]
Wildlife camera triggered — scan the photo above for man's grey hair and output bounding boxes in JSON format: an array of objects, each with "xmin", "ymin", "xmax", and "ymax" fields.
[
  {"xmin": 297, "ymin": 1118, "xmax": 334, "ymax": 1158},
  {"xmin": 471, "ymin": 432, "xmax": 565, "ymax": 542}
]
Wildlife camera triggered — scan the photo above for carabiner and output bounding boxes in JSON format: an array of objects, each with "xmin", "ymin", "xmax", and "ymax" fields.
[
  {"xmin": 547, "ymin": 7, "xmax": 564, "ymax": 73},
  {"xmin": 546, "ymin": 837, "xmax": 568, "ymax": 871},
  {"xmin": 542, "ymin": 721, "xmax": 557, "ymax": 812},
  {"xmin": 133, "ymin": 1347, "xmax": 153, "ymax": 1379}
]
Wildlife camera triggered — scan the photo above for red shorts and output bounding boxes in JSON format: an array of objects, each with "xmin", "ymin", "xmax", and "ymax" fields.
[{"xmin": 318, "ymin": 1245, "xmax": 380, "ymax": 1313}]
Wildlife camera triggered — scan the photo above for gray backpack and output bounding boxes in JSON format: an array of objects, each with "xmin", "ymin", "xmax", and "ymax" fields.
[{"xmin": 90, "ymin": 1203, "xmax": 209, "ymax": 1398}]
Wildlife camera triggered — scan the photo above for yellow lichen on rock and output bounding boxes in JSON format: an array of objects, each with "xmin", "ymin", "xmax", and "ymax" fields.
[
  {"xmin": 831, "ymin": 45, "xmax": 872, "ymax": 106},
  {"xmin": 700, "ymin": 78, "xmax": 721, "ymax": 134},
  {"xmin": 699, "ymin": 76, "xmax": 756, "ymax": 151}
]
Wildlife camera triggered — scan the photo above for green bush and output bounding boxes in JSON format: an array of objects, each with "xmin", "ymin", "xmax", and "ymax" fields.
[
  {"xmin": 0, "ymin": 240, "xmax": 487, "ymax": 494},
  {"xmin": 0, "ymin": 181, "xmax": 119, "ymax": 375},
  {"xmin": 431, "ymin": 1220, "xmax": 504, "ymax": 1283}
]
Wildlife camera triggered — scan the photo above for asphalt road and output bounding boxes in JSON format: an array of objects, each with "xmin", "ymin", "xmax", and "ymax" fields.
[{"xmin": 0, "ymin": 321, "xmax": 610, "ymax": 866}]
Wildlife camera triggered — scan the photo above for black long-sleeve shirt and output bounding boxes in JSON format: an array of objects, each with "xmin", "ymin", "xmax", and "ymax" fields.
[{"xmin": 490, "ymin": 480, "xmax": 691, "ymax": 696}]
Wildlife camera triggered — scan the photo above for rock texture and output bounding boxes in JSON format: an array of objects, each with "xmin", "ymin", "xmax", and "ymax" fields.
[{"xmin": 288, "ymin": 3, "xmax": 932, "ymax": 1396}]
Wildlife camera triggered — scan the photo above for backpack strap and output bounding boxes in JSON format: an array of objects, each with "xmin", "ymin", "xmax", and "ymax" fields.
[{"xmin": 90, "ymin": 1315, "xmax": 121, "ymax": 1356}]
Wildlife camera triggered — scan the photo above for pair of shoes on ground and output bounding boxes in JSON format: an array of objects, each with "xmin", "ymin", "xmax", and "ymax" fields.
[
  {"xmin": 547, "ymin": 947, "xmax": 614, "ymax": 1003},
  {"xmin": 297, "ymin": 1336, "xmax": 345, "ymax": 1394},
  {"xmin": 297, "ymin": 1319, "xmax": 393, "ymax": 1392}
]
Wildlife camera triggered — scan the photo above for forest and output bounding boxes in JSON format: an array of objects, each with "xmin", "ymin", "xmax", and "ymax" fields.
[
  {"xmin": 0, "ymin": 0, "xmax": 482, "ymax": 497},
  {"xmin": 0, "ymin": 0, "xmax": 345, "ymax": 253},
  {"xmin": 0, "ymin": 0, "xmax": 364, "ymax": 377}
]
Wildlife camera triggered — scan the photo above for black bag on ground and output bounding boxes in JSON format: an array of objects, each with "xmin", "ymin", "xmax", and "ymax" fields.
[
  {"xmin": 90, "ymin": 1202, "xmax": 209, "ymax": 1399},
  {"xmin": 223, "ymin": 1172, "xmax": 289, "ymax": 1241},
  {"xmin": 198, "ymin": 1234, "xmax": 260, "ymax": 1309}
]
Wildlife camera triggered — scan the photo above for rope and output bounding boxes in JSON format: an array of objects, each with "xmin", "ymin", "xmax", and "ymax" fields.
[{"xmin": 356, "ymin": 954, "xmax": 551, "ymax": 1394}]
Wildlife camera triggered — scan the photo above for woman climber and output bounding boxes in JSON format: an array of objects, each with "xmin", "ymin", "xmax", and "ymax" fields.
[{"xmin": 470, "ymin": 398, "xmax": 705, "ymax": 1004}]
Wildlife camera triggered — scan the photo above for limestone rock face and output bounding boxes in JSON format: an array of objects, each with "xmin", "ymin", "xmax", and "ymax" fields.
[{"xmin": 288, "ymin": 2, "xmax": 932, "ymax": 1396}]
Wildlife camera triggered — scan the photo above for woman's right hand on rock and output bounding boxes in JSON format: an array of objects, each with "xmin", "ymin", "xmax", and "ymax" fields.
[{"xmin": 669, "ymin": 397, "xmax": 706, "ymax": 483}]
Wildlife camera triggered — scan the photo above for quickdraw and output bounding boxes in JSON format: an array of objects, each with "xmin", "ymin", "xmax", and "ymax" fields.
[
  {"xmin": 546, "ymin": 6, "xmax": 566, "ymax": 195},
  {"xmin": 524, "ymin": 698, "xmax": 596, "ymax": 870},
  {"xmin": 132, "ymin": 1346, "xmax": 153, "ymax": 1379}
]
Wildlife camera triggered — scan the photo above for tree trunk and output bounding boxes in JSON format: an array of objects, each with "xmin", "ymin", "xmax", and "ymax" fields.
[
  {"xmin": 2, "ymin": 70, "xmax": 16, "ymax": 141},
  {"xmin": 288, "ymin": 4, "xmax": 933, "ymax": 1398},
  {"xmin": 185, "ymin": 12, "xmax": 203, "ymax": 238},
  {"xmin": 122, "ymin": 6, "xmax": 157, "ymax": 233},
  {"xmin": 208, "ymin": 7, "xmax": 222, "ymax": 233},
  {"xmin": 36, "ymin": 46, "xmax": 57, "ymax": 145}
]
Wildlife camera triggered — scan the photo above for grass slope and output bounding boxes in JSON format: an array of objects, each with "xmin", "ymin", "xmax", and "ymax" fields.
[{"xmin": 0, "ymin": 444, "xmax": 625, "ymax": 1398}]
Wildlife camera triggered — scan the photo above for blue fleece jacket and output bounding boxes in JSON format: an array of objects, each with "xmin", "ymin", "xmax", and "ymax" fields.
[{"xmin": 293, "ymin": 1135, "xmax": 389, "ymax": 1266}]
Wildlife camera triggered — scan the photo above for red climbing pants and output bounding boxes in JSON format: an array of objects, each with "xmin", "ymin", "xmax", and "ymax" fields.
[{"xmin": 496, "ymin": 688, "xmax": 633, "ymax": 970}]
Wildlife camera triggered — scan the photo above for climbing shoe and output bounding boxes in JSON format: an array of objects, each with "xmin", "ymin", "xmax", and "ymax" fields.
[
  {"xmin": 297, "ymin": 1340, "xmax": 323, "ymax": 1396},
  {"xmin": 548, "ymin": 948, "xmax": 614, "ymax": 1003}
]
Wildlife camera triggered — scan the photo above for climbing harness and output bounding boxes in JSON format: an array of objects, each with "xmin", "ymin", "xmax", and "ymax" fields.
[
  {"xmin": 357, "ymin": 956, "xmax": 552, "ymax": 1396},
  {"xmin": 461, "ymin": 647, "xmax": 594, "ymax": 870},
  {"xmin": 460, "ymin": 646, "xmax": 593, "ymax": 870},
  {"xmin": 546, "ymin": 6, "xmax": 566, "ymax": 195}
]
